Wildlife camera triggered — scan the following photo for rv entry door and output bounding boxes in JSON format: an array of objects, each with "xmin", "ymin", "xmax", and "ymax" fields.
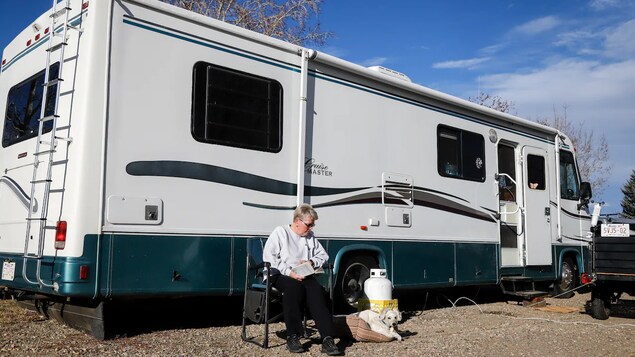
[{"xmin": 522, "ymin": 146, "xmax": 552, "ymax": 266}]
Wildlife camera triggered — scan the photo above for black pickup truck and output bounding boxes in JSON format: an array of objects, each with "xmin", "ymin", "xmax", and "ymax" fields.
[{"xmin": 590, "ymin": 215, "xmax": 635, "ymax": 319}]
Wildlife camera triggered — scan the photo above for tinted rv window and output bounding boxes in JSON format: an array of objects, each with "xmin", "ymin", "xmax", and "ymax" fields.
[
  {"xmin": 437, "ymin": 126, "xmax": 485, "ymax": 182},
  {"xmin": 2, "ymin": 63, "xmax": 59, "ymax": 148},
  {"xmin": 527, "ymin": 155, "xmax": 546, "ymax": 190},
  {"xmin": 192, "ymin": 62, "xmax": 282, "ymax": 152},
  {"xmin": 559, "ymin": 150, "xmax": 580, "ymax": 200}
]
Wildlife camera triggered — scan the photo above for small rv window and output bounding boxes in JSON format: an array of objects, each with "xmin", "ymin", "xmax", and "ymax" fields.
[
  {"xmin": 2, "ymin": 63, "xmax": 59, "ymax": 148},
  {"xmin": 191, "ymin": 62, "xmax": 282, "ymax": 152},
  {"xmin": 559, "ymin": 150, "xmax": 580, "ymax": 200},
  {"xmin": 437, "ymin": 125, "xmax": 485, "ymax": 182},
  {"xmin": 527, "ymin": 155, "xmax": 546, "ymax": 190}
]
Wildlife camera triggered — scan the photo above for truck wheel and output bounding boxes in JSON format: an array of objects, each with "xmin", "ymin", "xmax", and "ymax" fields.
[
  {"xmin": 554, "ymin": 257, "xmax": 576, "ymax": 298},
  {"xmin": 591, "ymin": 293, "xmax": 610, "ymax": 320},
  {"xmin": 334, "ymin": 255, "xmax": 378, "ymax": 313}
]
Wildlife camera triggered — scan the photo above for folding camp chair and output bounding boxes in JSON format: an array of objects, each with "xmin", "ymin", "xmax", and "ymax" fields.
[
  {"xmin": 240, "ymin": 237, "xmax": 334, "ymax": 348},
  {"xmin": 241, "ymin": 238, "xmax": 282, "ymax": 348}
]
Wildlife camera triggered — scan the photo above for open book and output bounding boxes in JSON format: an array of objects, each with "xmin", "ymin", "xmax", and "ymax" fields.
[{"xmin": 291, "ymin": 261, "xmax": 324, "ymax": 277}]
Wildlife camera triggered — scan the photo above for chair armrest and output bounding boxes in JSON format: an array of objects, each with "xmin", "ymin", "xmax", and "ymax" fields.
[{"xmin": 249, "ymin": 261, "xmax": 271, "ymax": 270}]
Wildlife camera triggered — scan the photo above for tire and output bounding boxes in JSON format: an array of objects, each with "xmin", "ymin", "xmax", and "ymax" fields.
[
  {"xmin": 334, "ymin": 255, "xmax": 378, "ymax": 313},
  {"xmin": 590, "ymin": 292, "xmax": 610, "ymax": 320},
  {"xmin": 554, "ymin": 257, "xmax": 577, "ymax": 299}
]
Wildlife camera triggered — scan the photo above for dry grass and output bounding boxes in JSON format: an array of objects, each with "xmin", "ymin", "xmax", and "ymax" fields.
[{"xmin": 0, "ymin": 298, "xmax": 41, "ymax": 325}]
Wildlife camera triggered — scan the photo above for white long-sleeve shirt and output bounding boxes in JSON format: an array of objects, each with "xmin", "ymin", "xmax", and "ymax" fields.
[{"xmin": 263, "ymin": 225, "xmax": 329, "ymax": 276}]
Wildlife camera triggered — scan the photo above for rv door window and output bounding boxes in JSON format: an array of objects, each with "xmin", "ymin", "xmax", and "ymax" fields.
[
  {"xmin": 559, "ymin": 150, "xmax": 580, "ymax": 200},
  {"xmin": 527, "ymin": 154, "xmax": 546, "ymax": 190},
  {"xmin": 497, "ymin": 144, "xmax": 516, "ymax": 201},
  {"xmin": 191, "ymin": 62, "xmax": 282, "ymax": 152},
  {"xmin": 437, "ymin": 126, "xmax": 485, "ymax": 182},
  {"xmin": 2, "ymin": 63, "xmax": 59, "ymax": 148}
]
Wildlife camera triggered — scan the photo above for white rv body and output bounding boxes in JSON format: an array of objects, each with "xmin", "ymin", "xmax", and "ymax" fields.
[{"xmin": 0, "ymin": 0, "xmax": 592, "ymax": 337}]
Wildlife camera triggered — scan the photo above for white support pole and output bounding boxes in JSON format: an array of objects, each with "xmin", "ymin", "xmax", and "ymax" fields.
[
  {"xmin": 555, "ymin": 133, "xmax": 562, "ymax": 242},
  {"xmin": 295, "ymin": 49, "xmax": 311, "ymax": 207}
]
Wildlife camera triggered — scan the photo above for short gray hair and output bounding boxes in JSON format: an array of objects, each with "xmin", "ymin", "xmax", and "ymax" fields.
[{"xmin": 293, "ymin": 203, "xmax": 318, "ymax": 222}]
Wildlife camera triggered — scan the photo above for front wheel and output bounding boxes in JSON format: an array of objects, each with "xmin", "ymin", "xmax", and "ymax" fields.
[
  {"xmin": 334, "ymin": 255, "xmax": 378, "ymax": 313},
  {"xmin": 554, "ymin": 257, "xmax": 577, "ymax": 299}
]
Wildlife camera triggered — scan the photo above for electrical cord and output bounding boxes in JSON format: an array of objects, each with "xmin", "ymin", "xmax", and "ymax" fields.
[{"xmin": 430, "ymin": 282, "xmax": 635, "ymax": 329}]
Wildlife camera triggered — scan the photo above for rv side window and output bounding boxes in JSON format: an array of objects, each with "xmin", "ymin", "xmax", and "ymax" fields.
[
  {"xmin": 437, "ymin": 126, "xmax": 485, "ymax": 182},
  {"xmin": 2, "ymin": 63, "xmax": 59, "ymax": 148},
  {"xmin": 191, "ymin": 62, "xmax": 282, "ymax": 152},
  {"xmin": 559, "ymin": 150, "xmax": 580, "ymax": 200},
  {"xmin": 527, "ymin": 155, "xmax": 546, "ymax": 190}
]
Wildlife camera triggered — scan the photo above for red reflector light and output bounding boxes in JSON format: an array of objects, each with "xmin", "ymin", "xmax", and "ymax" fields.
[
  {"xmin": 35, "ymin": 34, "xmax": 41, "ymax": 41},
  {"xmin": 44, "ymin": 27, "xmax": 50, "ymax": 34},
  {"xmin": 83, "ymin": 1, "xmax": 89, "ymax": 10},
  {"xmin": 55, "ymin": 221, "xmax": 67, "ymax": 249},
  {"xmin": 580, "ymin": 273, "xmax": 593, "ymax": 285},
  {"xmin": 27, "ymin": 39, "xmax": 32, "ymax": 46},
  {"xmin": 2, "ymin": 59, "xmax": 6, "ymax": 66},
  {"xmin": 80, "ymin": 265, "xmax": 89, "ymax": 280}
]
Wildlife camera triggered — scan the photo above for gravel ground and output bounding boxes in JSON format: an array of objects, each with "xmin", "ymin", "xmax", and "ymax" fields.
[{"xmin": 2, "ymin": 290, "xmax": 635, "ymax": 356}]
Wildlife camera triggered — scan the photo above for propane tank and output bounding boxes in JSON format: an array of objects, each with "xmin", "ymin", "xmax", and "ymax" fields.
[{"xmin": 363, "ymin": 268, "xmax": 392, "ymax": 301}]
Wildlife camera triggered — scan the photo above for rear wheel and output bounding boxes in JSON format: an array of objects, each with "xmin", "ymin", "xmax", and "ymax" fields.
[
  {"xmin": 554, "ymin": 257, "xmax": 576, "ymax": 298},
  {"xmin": 590, "ymin": 291, "xmax": 610, "ymax": 320},
  {"xmin": 334, "ymin": 255, "xmax": 378, "ymax": 313}
]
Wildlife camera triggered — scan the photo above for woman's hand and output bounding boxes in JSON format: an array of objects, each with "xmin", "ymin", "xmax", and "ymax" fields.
[{"xmin": 290, "ymin": 271, "xmax": 304, "ymax": 281}]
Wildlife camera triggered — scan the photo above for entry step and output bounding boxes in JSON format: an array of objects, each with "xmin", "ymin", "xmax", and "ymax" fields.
[
  {"xmin": 500, "ymin": 276, "xmax": 548, "ymax": 300},
  {"xmin": 500, "ymin": 276, "xmax": 533, "ymax": 282},
  {"xmin": 505, "ymin": 290, "xmax": 548, "ymax": 299}
]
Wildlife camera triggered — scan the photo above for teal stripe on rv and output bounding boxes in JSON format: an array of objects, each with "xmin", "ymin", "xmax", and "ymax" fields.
[
  {"xmin": 0, "ymin": 235, "xmax": 550, "ymax": 297},
  {"xmin": 122, "ymin": 17, "xmax": 299, "ymax": 73}
]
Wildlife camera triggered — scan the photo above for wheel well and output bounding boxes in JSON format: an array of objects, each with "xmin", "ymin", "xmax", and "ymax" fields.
[
  {"xmin": 560, "ymin": 251, "xmax": 580, "ymax": 278},
  {"xmin": 333, "ymin": 249, "xmax": 383, "ymax": 281}
]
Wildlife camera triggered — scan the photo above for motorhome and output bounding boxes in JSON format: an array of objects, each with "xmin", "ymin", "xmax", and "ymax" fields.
[{"xmin": 0, "ymin": 0, "xmax": 594, "ymax": 338}]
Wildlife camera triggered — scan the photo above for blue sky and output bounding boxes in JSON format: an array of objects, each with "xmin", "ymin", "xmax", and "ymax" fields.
[
  {"xmin": 1, "ymin": 0, "xmax": 633, "ymax": 213},
  {"xmin": 318, "ymin": 0, "xmax": 635, "ymax": 214}
]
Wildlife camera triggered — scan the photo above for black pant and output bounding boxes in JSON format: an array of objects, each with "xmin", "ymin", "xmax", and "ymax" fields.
[{"xmin": 270, "ymin": 274, "xmax": 335, "ymax": 338}]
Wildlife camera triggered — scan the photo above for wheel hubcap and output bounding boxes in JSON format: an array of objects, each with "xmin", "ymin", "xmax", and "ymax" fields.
[{"xmin": 560, "ymin": 262, "xmax": 573, "ymax": 290}]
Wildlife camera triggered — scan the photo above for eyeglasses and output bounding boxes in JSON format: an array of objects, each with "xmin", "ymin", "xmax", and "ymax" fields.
[{"xmin": 299, "ymin": 220, "xmax": 315, "ymax": 228}]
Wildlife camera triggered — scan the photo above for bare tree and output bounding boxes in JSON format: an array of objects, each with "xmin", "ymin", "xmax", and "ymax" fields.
[
  {"xmin": 468, "ymin": 91, "xmax": 516, "ymax": 114},
  {"xmin": 469, "ymin": 93, "xmax": 611, "ymax": 195},
  {"xmin": 159, "ymin": 0, "xmax": 332, "ymax": 46},
  {"xmin": 535, "ymin": 106, "xmax": 611, "ymax": 195}
]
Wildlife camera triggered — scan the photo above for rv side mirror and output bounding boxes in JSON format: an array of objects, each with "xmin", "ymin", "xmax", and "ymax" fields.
[{"xmin": 580, "ymin": 182, "xmax": 592, "ymax": 201}]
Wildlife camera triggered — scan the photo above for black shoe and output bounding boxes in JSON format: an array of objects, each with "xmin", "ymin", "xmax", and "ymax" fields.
[
  {"xmin": 321, "ymin": 336, "xmax": 343, "ymax": 356},
  {"xmin": 286, "ymin": 335, "xmax": 305, "ymax": 353}
]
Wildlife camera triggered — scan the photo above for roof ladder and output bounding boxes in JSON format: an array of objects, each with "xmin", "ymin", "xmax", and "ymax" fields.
[{"xmin": 22, "ymin": 0, "xmax": 76, "ymax": 289}]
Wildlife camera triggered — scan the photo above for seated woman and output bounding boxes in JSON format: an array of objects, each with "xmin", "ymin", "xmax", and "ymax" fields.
[{"xmin": 263, "ymin": 204, "xmax": 342, "ymax": 356}]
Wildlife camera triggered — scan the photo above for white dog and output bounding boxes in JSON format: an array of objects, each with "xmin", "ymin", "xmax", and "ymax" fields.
[{"xmin": 358, "ymin": 307, "xmax": 403, "ymax": 341}]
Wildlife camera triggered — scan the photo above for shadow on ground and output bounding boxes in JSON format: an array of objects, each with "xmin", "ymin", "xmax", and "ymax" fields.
[
  {"xmin": 107, "ymin": 287, "xmax": 517, "ymax": 337},
  {"xmin": 106, "ymin": 296, "xmax": 245, "ymax": 338},
  {"xmin": 583, "ymin": 296, "xmax": 635, "ymax": 319}
]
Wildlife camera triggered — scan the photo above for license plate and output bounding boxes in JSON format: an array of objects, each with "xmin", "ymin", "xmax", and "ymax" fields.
[
  {"xmin": 601, "ymin": 223, "xmax": 630, "ymax": 237},
  {"xmin": 2, "ymin": 261, "xmax": 16, "ymax": 281}
]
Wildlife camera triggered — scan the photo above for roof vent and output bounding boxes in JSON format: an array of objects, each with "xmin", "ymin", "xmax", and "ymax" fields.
[{"xmin": 367, "ymin": 66, "xmax": 411, "ymax": 82}]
